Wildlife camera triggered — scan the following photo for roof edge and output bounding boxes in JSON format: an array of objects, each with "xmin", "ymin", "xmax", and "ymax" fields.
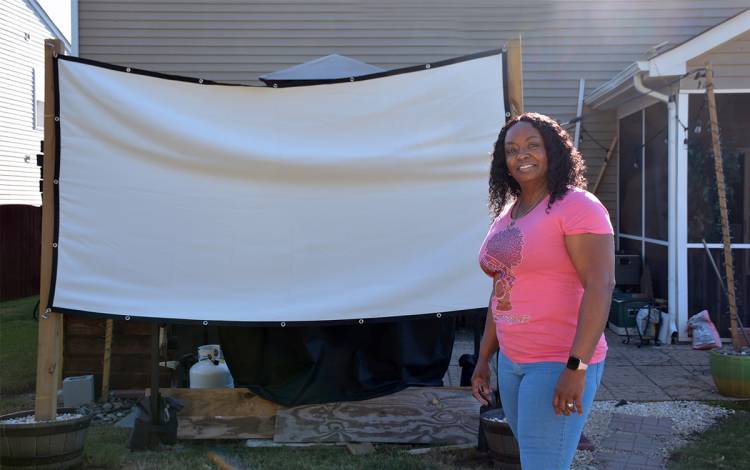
[
  {"xmin": 27, "ymin": 0, "xmax": 72, "ymax": 53},
  {"xmin": 586, "ymin": 8, "xmax": 750, "ymax": 109}
]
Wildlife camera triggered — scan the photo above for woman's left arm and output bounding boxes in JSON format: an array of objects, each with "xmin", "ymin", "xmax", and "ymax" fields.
[{"xmin": 553, "ymin": 233, "xmax": 615, "ymax": 416}]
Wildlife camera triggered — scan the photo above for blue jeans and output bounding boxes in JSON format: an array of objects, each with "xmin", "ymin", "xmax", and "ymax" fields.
[{"xmin": 497, "ymin": 352, "xmax": 604, "ymax": 470}]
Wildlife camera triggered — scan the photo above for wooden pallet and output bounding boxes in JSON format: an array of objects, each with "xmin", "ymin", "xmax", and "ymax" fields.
[
  {"xmin": 273, "ymin": 387, "xmax": 479, "ymax": 444},
  {"xmin": 157, "ymin": 388, "xmax": 281, "ymax": 439}
]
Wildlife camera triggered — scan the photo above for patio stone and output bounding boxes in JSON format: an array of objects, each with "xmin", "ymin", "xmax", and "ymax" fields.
[
  {"xmin": 635, "ymin": 365, "xmax": 726, "ymax": 400},
  {"xmin": 681, "ymin": 364, "xmax": 720, "ymax": 388},
  {"xmin": 615, "ymin": 347, "xmax": 680, "ymax": 366},
  {"xmin": 596, "ymin": 451, "xmax": 666, "ymax": 470},
  {"xmin": 594, "ymin": 414, "xmax": 674, "ymax": 469},
  {"xmin": 604, "ymin": 351, "xmax": 634, "ymax": 366},
  {"xmin": 595, "ymin": 384, "xmax": 616, "ymax": 401},
  {"xmin": 601, "ymin": 366, "xmax": 670, "ymax": 401},
  {"xmin": 663, "ymin": 347, "xmax": 711, "ymax": 366}
]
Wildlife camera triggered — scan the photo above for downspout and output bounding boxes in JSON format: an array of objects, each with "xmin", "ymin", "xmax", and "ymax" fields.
[
  {"xmin": 72, "ymin": 0, "xmax": 79, "ymax": 56},
  {"xmin": 633, "ymin": 71, "xmax": 678, "ymax": 335}
]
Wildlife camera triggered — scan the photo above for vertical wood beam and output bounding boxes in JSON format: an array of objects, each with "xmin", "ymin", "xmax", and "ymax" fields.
[
  {"xmin": 506, "ymin": 37, "xmax": 524, "ymax": 117},
  {"xmin": 35, "ymin": 38, "xmax": 64, "ymax": 420},
  {"xmin": 704, "ymin": 64, "xmax": 740, "ymax": 350}
]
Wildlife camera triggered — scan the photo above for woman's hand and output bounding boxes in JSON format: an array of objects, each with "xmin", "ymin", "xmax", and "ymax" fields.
[
  {"xmin": 471, "ymin": 360, "xmax": 493, "ymax": 406},
  {"xmin": 553, "ymin": 369, "xmax": 586, "ymax": 416}
]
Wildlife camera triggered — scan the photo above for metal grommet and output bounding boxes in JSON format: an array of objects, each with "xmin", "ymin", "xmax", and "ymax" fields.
[
  {"xmin": 125, "ymin": 315, "xmax": 131, "ymax": 321},
  {"xmin": 125, "ymin": 67, "xmax": 131, "ymax": 72},
  {"xmin": 425, "ymin": 64, "xmax": 431, "ymax": 69},
  {"xmin": 202, "ymin": 320, "xmax": 208, "ymax": 326},
  {"xmin": 198, "ymin": 78, "xmax": 204, "ymax": 84},
  {"xmin": 436, "ymin": 313, "xmax": 442, "ymax": 319},
  {"xmin": 53, "ymin": 179, "xmax": 59, "ymax": 184},
  {"xmin": 280, "ymin": 321, "xmax": 286, "ymax": 327},
  {"xmin": 273, "ymin": 83, "xmax": 278, "ymax": 88},
  {"xmin": 349, "ymin": 77, "xmax": 355, "ymax": 82},
  {"xmin": 54, "ymin": 116, "xmax": 60, "ymax": 122},
  {"xmin": 52, "ymin": 242, "xmax": 58, "ymax": 248},
  {"xmin": 505, "ymin": 112, "xmax": 511, "ymax": 117},
  {"xmin": 358, "ymin": 319, "xmax": 364, "ymax": 325}
]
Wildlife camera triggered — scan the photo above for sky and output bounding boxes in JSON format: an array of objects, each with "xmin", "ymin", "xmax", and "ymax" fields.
[{"xmin": 36, "ymin": 0, "xmax": 72, "ymax": 42}]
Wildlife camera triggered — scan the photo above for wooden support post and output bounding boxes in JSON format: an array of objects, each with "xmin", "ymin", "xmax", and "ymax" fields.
[
  {"xmin": 505, "ymin": 37, "xmax": 524, "ymax": 118},
  {"xmin": 592, "ymin": 136, "xmax": 618, "ymax": 194},
  {"xmin": 704, "ymin": 64, "xmax": 740, "ymax": 351},
  {"xmin": 35, "ymin": 39, "xmax": 64, "ymax": 421},
  {"xmin": 100, "ymin": 319, "xmax": 114, "ymax": 401}
]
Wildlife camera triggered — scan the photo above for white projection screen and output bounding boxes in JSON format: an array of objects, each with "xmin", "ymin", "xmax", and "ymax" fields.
[{"xmin": 49, "ymin": 51, "xmax": 508, "ymax": 324}]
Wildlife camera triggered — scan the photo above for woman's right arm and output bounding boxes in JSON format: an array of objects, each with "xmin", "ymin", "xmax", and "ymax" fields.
[{"xmin": 471, "ymin": 289, "xmax": 499, "ymax": 406}]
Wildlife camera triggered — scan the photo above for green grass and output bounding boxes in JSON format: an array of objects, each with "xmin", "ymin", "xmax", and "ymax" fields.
[
  {"xmin": 80, "ymin": 426, "xmax": 494, "ymax": 470},
  {"xmin": 667, "ymin": 401, "xmax": 750, "ymax": 470},
  {"xmin": 0, "ymin": 296, "xmax": 39, "ymax": 395}
]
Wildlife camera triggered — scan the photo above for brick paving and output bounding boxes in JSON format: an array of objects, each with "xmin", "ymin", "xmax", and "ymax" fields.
[{"xmin": 593, "ymin": 413, "xmax": 675, "ymax": 469}]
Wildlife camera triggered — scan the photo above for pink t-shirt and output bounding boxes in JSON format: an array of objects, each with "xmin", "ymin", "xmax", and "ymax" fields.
[{"xmin": 478, "ymin": 187, "xmax": 613, "ymax": 364}]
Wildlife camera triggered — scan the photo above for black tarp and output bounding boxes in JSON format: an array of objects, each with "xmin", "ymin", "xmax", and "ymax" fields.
[{"xmin": 219, "ymin": 315, "xmax": 456, "ymax": 406}]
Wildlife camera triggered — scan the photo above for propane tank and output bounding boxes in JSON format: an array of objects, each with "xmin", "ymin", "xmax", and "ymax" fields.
[{"xmin": 189, "ymin": 344, "xmax": 234, "ymax": 389}]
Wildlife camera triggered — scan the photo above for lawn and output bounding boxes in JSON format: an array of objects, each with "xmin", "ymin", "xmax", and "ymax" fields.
[
  {"xmin": 81, "ymin": 426, "xmax": 494, "ymax": 469},
  {"xmin": 0, "ymin": 296, "xmax": 38, "ymax": 395},
  {"xmin": 667, "ymin": 400, "xmax": 750, "ymax": 470}
]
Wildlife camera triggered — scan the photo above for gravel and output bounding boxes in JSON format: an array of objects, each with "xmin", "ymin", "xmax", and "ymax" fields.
[
  {"xmin": 571, "ymin": 400, "xmax": 733, "ymax": 470},
  {"xmin": 483, "ymin": 416, "xmax": 507, "ymax": 423},
  {"xmin": 77, "ymin": 396, "xmax": 140, "ymax": 425},
  {"xmin": 1, "ymin": 412, "xmax": 83, "ymax": 425}
]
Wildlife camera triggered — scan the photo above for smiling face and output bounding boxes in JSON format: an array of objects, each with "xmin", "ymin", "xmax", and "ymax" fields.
[{"xmin": 504, "ymin": 121, "xmax": 549, "ymax": 187}]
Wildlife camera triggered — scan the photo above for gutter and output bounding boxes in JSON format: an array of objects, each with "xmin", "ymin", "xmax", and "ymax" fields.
[{"xmin": 633, "ymin": 71, "xmax": 679, "ymax": 336}]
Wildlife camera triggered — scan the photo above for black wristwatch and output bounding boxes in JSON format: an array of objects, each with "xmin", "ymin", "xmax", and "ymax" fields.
[{"xmin": 566, "ymin": 356, "xmax": 588, "ymax": 371}]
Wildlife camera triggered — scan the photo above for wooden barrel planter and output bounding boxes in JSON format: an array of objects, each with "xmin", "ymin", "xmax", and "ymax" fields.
[
  {"xmin": 480, "ymin": 408, "xmax": 521, "ymax": 470},
  {"xmin": 710, "ymin": 349, "xmax": 750, "ymax": 398},
  {"xmin": 0, "ymin": 408, "xmax": 92, "ymax": 469}
]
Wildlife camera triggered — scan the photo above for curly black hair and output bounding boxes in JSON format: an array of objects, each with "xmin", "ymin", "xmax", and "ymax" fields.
[{"xmin": 488, "ymin": 112, "xmax": 587, "ymax": 218}]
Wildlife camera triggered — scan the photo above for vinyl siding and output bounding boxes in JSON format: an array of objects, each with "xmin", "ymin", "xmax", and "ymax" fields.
[
  {"xmin": 77, "ymin": 0, "xmax": 750, "ymax": 216},
  {"xmin": 683, "ymin": 29, "xmax": 750, "ymax": 89},
  {"xmin": 0, "ymin": 0, "xmax": 53, "ymax": 206}
]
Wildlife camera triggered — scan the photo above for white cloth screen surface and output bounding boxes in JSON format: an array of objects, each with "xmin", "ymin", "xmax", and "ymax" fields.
[{"xmin": 52, "ymin": 54, "xmax": 504, "ymax": 322}]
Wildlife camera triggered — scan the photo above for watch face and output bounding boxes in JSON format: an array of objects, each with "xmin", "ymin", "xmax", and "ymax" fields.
[{"xmin": 566, "ymin": 356, "xmax": 581, "ymax": 370}]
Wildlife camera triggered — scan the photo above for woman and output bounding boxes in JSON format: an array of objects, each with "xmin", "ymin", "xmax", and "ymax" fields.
[{"xmin": 472, "ymin": 112, "xmax": 615, "ymax": 469}]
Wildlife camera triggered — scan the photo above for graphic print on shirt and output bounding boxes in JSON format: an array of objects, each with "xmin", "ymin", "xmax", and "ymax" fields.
[{"xmin": 480, "ymin": 225, "xmax": 524, "ymax": 314}]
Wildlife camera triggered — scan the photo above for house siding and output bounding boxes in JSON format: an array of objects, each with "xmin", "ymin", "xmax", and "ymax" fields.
[
  {"xmin": 76, "ymin": 0, "xmax": 750, "ymax": 217},
  {"xmin": 0, "ymin": 0, "xmax": 54, "ymax": 206},
  {"xmin": 683, "ymin": 29, "xmax": 750, "ymax": 89}
]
